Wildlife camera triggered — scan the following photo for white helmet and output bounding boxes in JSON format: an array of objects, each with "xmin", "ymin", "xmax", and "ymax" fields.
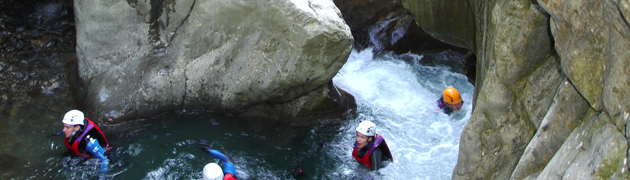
[
  {"xmin": 202, "ymin": 163, "xmax": 224, "ymax": 180},
  {"xmin": 62, "ymin": 110, "xmax": 84, "ymax": 126},
  {"xmin": 356, "ymin": 121, "xmax": 376, "ymax": 137}
]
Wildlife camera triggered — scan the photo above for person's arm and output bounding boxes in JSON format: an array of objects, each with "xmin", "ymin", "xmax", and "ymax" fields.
[
  {"xmin": 198, "ymin": 140, "xmax": 237, "ymax": 177},
  {"xmin": 208, "ymin": 149, "xmax": 236, "ymax": 176},
  {"xmin": 370, "ymin": 147, "xmax": 383, "ymax": 171},
  {"xmin": 85, "ymin": 136, "xmax": 108, "ymax": 173}
]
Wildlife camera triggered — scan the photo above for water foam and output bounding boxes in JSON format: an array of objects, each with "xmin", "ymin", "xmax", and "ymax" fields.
[{"xmin": 332, "ymin": 48, "xmax": 474, "ymax": 179}]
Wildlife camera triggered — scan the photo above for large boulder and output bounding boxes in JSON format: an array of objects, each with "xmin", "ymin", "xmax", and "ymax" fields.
[
  {"xmin": 73, "ymin": 0, "xmax": 353, "ymax": 123},
  {"xmin": 401, "ymin": 0, "xmax": 630, "ymax": 179}
]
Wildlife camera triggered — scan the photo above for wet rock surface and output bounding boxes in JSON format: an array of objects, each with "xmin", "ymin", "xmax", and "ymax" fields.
[
  {"xmin": 333, "ymin": 0, "xmax": 475, "ymax": 83},
  {"xmin": 0, "ymin": 0, "xmax": 79, "ymax": 178},
  {"xmin": 0, "ymin": 0, "xmax": 76, "ymax": 101}
]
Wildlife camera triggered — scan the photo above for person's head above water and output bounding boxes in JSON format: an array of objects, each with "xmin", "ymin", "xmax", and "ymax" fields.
[
  {"xmin": 443, "ymin": 87, "xmax": 463, "ymax": 111},
  {"xmin": 202, "ymin": 163, "xmax": 224, "ymax": 180},
  {"xmin": 62, "ymin": 109, "xmax": 84, "ymax": 138},
  {"xmin": 356, "ymin": 120, "xmax": 376, "ymax": 149}
]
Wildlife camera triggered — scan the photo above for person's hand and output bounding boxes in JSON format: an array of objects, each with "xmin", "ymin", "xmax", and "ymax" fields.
[
  {"xmin": 197, "ymin": 140, "xmax": 212, "ymax": 153},
  {"xmin": 49, "ymin": 130, "xmax": 64, "ymax": 137}
]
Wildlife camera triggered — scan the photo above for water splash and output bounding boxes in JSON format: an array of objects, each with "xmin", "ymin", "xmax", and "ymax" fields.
[{"xmin": 331, "ymin": 48, "xmax": 474, "ymax": 179}]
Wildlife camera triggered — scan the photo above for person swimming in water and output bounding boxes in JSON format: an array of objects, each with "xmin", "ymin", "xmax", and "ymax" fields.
[
  {"xmin": 352, "ymin": 120, "xmax": 393, "ymax": 170},
  {"xmin": 437, "ymin": 87, "xmax": 464, "ymax": 115},
  {"xmin": 51, "ymin": 110, "xmax": 110, "ymax": 173},
  {"xmin": 198, "ymin": 140, "xmax": 238, "ymax": 180}
]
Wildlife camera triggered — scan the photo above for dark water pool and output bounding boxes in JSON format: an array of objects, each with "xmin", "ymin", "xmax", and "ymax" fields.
[{"xmin": 33, "ymin": 111, "xmax": 368, "ymax": 180}]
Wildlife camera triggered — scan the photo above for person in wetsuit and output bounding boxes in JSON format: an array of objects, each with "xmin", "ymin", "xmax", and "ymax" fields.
[
  {"xmin": 198, "ymin": 140, "xmax": 238, "ymax": 180},
  {"xmin": 352, "ymin": 120, "xmax": 393, "ymax": 171},
  {"xmin": 437, "ymin": 87, "xmax": 464, "ymax": 115},
  {"xmin": 59, "ymin": 109, "xmax": 110, "ymax": 173}
]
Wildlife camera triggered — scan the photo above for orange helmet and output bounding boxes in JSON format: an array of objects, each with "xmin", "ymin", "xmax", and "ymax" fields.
[{"xmin": 442, "ymin": 87, "xmax": 462, "ymax": 105}]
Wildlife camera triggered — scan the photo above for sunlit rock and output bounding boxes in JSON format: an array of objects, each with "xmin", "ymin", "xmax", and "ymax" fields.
[{"xmin": 73, "ymin": 0, "xmax": 353, "ymax": 123}]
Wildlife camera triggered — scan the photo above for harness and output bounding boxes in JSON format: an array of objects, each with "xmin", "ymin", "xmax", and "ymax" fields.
[
  {"xmin": 64, "ymin": 118, "xmax": 109, "ymax": 157},
  {"xmin": 352, "ymin": 134, "xmax": 393, "ymax": 169}
]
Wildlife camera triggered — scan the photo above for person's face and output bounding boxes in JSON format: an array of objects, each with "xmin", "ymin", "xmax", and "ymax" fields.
[
  {"xmin": 449, "ymin": 102, "xmax": 463, "ymax": 111},
  {"xmin": 63, "ymin": 124, "xmax": 79, "ymax": 138},
  {"xmin": 356, "ymin": 132, "xmax": 370, "ymax": 148}
]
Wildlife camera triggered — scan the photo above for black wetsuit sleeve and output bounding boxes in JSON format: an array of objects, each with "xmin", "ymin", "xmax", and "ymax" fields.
[{"xmin": 370, "ymin": 147, "xmax": 383, "ymax": 171}]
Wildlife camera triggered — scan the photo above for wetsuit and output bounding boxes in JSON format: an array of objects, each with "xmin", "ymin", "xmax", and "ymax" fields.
[
  {"xmin": 352, "ymin": 134, "xmax": 393, "ymax": 170},
  {"xmin": 207, "ymin": 149, "xmax": 238, "ymax": 180},
  {"xmin": 64, "ymin": 118, "xmax": 110, "ymax": 173},
  {"xmin": 437, "ymin": 97, "xmax": 463, "ymax": 115}
]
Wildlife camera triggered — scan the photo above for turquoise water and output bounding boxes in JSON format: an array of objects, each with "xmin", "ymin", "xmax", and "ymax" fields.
[
  {"xmin": 35, "ymin": 111, "xmax": 335, "ymax": 179},
  {"xmin": 6, "ymin": 48, "xmax": 473, "ymax": 179}
]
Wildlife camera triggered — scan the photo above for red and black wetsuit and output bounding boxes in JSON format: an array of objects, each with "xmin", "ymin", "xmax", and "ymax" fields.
[
  {"xmin": 352, "ymin": 134, "xmax": 393, "ymax": 170},
  {"xmin": 64, "ymin": 118, "xmax": 110, "ymax": 157}
]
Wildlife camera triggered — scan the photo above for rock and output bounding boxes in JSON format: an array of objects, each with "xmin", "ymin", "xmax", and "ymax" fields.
[
  {"xmin": 401, "ymin": 0, "xmax": 630, "ymax": 178},
  {"xmin": 32, "ymin": 1, "xmax": 72, "ymax": 30},
  {"xmin": 510, "ymin": 80, "xmax": 590, "ymax": 179},
  {"xmin": 240, "ymin": 81, "xmax": 356, "ymax": 125},
  {"xmin": 0, "ymin": 31, "xmax": 9, "ymax": 44},
  {"xmin": 73, "ymin": 0, "xmax": 354, "ymax": 123},
  {"xmin": 333, "ymin": 0, "xmax": 465, "ymax": 54},
  {"xmin": 537, "ymin": 111, "xmax": 627, "ymax": 179},
  {"xmin": 401, "ymin": 0, "xmax": 476, "ymax": 51}
]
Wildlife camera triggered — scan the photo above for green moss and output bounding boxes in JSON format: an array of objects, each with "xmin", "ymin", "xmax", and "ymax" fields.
[{"xmin": 596, "ymin": 158, "xmax": 618, "ymax": 179}]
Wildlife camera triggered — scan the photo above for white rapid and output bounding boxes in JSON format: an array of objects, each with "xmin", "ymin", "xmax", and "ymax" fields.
[{"xmin": 330, "ymin": 48, "xmax": 474, "ymax": 179}]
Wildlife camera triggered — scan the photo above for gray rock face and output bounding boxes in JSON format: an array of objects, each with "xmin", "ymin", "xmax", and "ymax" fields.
[
  {"xmin": 511, "ymin": 80, "xmax": 590, "ymax": 179},
  {"xmin": 73, "ymin": 0, "xmax": 353, "ymax": 122},
  {"xmin": 401, "ymin": 0, "xmax": 630, "ymax": 179}
]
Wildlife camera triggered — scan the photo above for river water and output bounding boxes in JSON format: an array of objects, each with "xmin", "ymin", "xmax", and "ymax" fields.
[{"xmin": 8, "ymin": 48, "xmax": 473, "ymax": 180}]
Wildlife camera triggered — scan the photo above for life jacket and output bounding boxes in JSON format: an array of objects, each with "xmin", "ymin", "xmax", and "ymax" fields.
[
  {"xmin": 224, "ymin": 173, "xmax": 237, "ymax": 180},
  {"xmin": 64, "ymin": 118, "xmax": 110, "ymax": 157},
  {"xmin": 352, "ymin": 134, "xmax": 393, "ymax": 169}
]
